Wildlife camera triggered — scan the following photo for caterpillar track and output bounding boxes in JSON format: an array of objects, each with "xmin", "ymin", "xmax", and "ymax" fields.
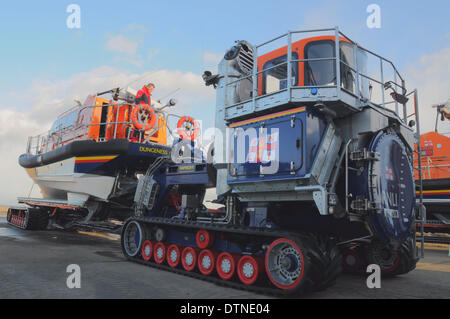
[
  {"xmin": 121, "ymin": 216, "xmax": 342, "ymax": 296},
  {"xmin": 340, "ymin": 237, "xmax": 418, "ymax": 277},
  {"xmin": 6, "ymin": 207, "xmax": 48, "ymax": 230}
]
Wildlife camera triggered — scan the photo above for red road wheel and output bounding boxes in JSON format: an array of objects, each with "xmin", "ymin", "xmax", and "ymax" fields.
[
  {"xmin": 167, "ymin": 244, "xmax": 182, "ymax": 268},
  {"xmin": 237, "ymin": 255, "xmax": 262, "ymax": 285},
  {"xmin": 216, "ymin": 252, "xmax": 239, "ymax": 280},
  {"xmin": 265, "ymin": 238, "xmax": 305, "ymax": 291},
  {"xmin": 141, "ymin": 240, "xmax": 153, "ymax": 261},
  {"xmin": 381, "ymin": 253, "xmax": 400, "ymax": 274},
  {"xmin": 365, "ymin": 243, "xmax": 400, "ymax": 275},
  {"xmin": 196, "ymin": 229, "xmax": 214, "ymax": 249},
  {"xmin": 342, "ymin": 248, "xmax": 361, "ymax": 272},
  {"xmin": 153, "ymin": 242, "xmax": 167, "ymax": 264},
  {"xmin": 198, "ymin": 249, "xmax": 217, "ymax": 276},
  {"xmin": 181, "ymin": 247, "xmax": 199, "ymax": 271}
]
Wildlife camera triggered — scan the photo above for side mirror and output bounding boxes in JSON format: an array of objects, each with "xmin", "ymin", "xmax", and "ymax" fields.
[
  {"xmin": 203, "ymin": 70, "xmax": 220, "ymax": 88},
  {"xmin": 408, "ymin": 120, "xmax": 416, "ymax": 128},
  {"xmin": 390, "ymin": 92, "xmax": 409, "ymax": 105}
]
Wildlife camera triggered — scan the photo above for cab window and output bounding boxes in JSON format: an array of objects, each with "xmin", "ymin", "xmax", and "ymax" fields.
[
  {"xmin": 340, "ymin": 42, "xmax": 356, "ymax": 93},
  {"xmin": 304, "ymin": 40, "xmax": 336, "ymax": 87},
  {"xmin": 262, "ymin": 52, "xmax": 298, "ymax": 95}
]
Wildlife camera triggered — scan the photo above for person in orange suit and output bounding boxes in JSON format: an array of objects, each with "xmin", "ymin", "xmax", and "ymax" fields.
[
  {"xmin": 130, "ymin": 83, "xmax": 155, "ymax": 141},
  {"xmin": 135, "ymin": 83, "xmax": 155, "ymax": 105}
]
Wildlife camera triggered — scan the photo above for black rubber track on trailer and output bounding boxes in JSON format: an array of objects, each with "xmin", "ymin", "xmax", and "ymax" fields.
[
  {"xmin": 7, "ymin": 208, "xmax": 48, "ymax": 230},
  {"xmin": 123, "ymin": 216, "xmax": 341, "ymax": 296}
]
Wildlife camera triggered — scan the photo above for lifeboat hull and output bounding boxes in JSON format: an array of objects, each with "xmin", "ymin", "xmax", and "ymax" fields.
[{"xmin": 19, "ymin": 139, "xmax": 171, "ymax": 207}]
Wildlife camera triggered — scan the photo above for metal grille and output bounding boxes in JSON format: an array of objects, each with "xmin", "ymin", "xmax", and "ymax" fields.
[{"xmin": 237, "ymin": 44, "xmax": 254, "ymax": 75}]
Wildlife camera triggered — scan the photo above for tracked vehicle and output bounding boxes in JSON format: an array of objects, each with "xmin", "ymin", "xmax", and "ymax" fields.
[{"xmin": 120, "ymin": 28, "xmax": 425, "ymax": 295}]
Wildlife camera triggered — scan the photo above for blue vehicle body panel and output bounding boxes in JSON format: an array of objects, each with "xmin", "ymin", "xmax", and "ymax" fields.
[
  {"xmin": 148, "ymin": 163, "xmax": 214, "ymax": 218},
  {"xmin": 227, "ymin": 106, "xmax": 327, "ymax": 184}
]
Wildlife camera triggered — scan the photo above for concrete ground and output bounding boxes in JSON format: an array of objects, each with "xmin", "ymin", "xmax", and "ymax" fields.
[{"xmin": 0, "ymin": 217, "xmax": 449, "ymax": 299}]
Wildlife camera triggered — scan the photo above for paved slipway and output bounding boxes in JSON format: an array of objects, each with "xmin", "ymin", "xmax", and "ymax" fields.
[{"xmin": 0, "ymin": 217, "xmax": 449, "ymax": 299}]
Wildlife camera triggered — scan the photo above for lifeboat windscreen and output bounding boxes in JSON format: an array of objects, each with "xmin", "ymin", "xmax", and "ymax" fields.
[{"xmin": 50, "ymin": 110, "xmax": 78, "ymax": 135}]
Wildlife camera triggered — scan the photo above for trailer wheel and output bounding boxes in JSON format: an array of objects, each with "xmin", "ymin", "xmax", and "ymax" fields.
[
  {"xmin": 265, "ymin": 238, "xmax": 310, "ymax": 292},
  {"xmin": 121, "ymin": 220, "xmax": 145, "ymax": 258}
]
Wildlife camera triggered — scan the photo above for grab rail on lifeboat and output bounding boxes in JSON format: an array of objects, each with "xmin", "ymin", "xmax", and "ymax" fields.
[{"xmin": 25, "ymin": 101, "xmax": 185, "ymax": 156}]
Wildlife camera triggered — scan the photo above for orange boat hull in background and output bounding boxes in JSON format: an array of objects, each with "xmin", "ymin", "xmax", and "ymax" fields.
[{"xmin": 415, "ymin": 131, "xmax": 450, "ymax": 181}]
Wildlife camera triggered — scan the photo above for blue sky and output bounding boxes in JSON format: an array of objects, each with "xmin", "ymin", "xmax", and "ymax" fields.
[
  {"xmin": 0, "ymin": 0, "xmax": 448, "ymax": 95},
  {"xmin": 0, "ymin": 0, "xmax": 449, "ymax": 204}
]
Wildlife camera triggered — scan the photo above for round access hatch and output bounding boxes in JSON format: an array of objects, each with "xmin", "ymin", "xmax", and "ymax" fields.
[{"xmin": 365, "ymin": 132, "xmax": 415, "ymax": 242}]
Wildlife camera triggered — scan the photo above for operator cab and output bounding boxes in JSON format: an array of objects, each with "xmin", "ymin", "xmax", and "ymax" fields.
[
  {"xmin": 258, "ymin": 36, "xmax": 369, "ymax": 99},
  {"xmin": 204, "ymin": 30, "xmax": 392, "ymax": 123}
]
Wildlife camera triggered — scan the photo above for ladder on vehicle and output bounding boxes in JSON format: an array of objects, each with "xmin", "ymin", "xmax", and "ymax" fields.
[
  {"xmin": 411, "ymin": 90, "xmax": 426, "ymax": 258},
  {"xmin": 134, "ymin": 156, "xmax": 168, "ymax": 216}
]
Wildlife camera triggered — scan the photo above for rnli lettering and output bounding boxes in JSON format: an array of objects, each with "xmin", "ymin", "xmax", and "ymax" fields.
[
  {"xmin": 382, "ymin": 191, "xmax": 398, "ymax": 208},
  {"xmin": 139, "ymin": 146, "xmax": 169, "ymax": 155}
]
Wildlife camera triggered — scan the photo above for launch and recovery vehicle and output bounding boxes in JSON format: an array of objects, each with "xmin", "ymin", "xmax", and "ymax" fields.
[{"xmin": 118, "ymin": 28, "xmax": 426, "ymax": 295}]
